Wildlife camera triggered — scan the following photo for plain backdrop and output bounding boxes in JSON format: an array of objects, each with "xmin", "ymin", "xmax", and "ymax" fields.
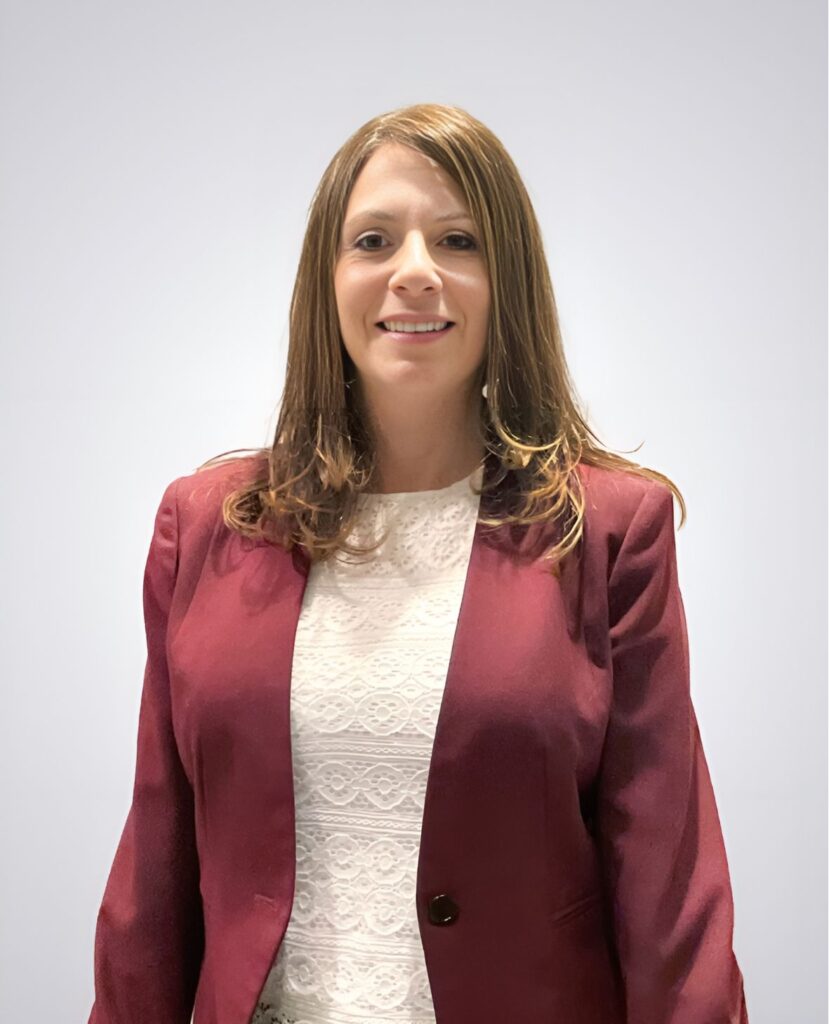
[{"xmin": 1, "ymin": 1, "xmax": 825, "ymax": 1021}]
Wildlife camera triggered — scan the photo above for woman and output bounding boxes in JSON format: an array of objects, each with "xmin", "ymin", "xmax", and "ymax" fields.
[{"xmin": 88, "ymin": 103, "xmax": 749, "ymax": 1024}]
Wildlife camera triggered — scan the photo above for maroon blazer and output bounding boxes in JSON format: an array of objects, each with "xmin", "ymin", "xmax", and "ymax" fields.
[{"xmin": 88, "ymin": 456, "xmax": 749, "ymax": 1024}]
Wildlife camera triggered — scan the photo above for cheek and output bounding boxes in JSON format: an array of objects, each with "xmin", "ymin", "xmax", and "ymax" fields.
[
  {"xmin": 336, "ymin": 275, "xmax": 377, "ymax": 325},
  {"xmin": 460, "ymin": 274, "xmax": 490, "ymax": 317}
]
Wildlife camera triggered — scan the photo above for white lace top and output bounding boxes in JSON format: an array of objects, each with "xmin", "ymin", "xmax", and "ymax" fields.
[{"xmin": 250, "ymin": 465, "xmax": 484, "ymax": 1024}]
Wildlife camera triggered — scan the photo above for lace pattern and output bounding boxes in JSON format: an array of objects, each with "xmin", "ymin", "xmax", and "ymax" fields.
[{"xmin": 250, "ymin": 468, "xmax": 483, "ymax": 1024}]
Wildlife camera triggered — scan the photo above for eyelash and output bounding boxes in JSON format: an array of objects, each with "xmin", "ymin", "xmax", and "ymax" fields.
[{"xmin": 353, "ymin": 232, "xmax": 478, "ymax": 252}]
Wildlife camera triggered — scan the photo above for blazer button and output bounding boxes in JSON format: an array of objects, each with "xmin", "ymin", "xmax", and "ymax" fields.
[{"xmin": 428, "ymin": 893, "xmax": 459, "ymax": 925}]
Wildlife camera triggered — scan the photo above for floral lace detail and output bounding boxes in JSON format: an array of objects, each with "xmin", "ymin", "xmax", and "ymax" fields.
[
  {"xmin": 249, "ymin": 469, "xmax": 482, "ymax": 1024},
  {"xmin": 251, "ymin": 1004, "xmax": 300, "ymax": 1024}
]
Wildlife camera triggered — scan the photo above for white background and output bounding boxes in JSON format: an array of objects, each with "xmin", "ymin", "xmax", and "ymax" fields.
[{"xmin": 0, "ymin": 1, "xmax": 825, "ymax": 1021}]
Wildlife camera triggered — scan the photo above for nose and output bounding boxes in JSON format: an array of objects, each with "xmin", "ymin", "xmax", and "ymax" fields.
[{"xmin": 387, "ymin": 231, "xmax": 442, "ymax": 292}]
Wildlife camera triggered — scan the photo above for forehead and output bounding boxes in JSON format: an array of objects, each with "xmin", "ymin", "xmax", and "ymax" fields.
[{"xmin": 344, "ymin": 143, "xmax": 469, "ymax": 214}]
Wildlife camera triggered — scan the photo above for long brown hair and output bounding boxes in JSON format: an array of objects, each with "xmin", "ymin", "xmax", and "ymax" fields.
[{"xmin": 197, "ymin": 103, "xmax": 685, "ymax": 577}]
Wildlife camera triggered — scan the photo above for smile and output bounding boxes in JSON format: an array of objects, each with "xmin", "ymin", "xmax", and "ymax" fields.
[
  {"xmin": 377, "ymin": 322, "xmax": 455, "ymax": 342},
  {"xmin": 378, "ymin": 320, "xmax": 452, "ymax": 333}
]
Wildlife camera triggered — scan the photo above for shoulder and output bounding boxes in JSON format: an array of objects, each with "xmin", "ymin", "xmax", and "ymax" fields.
[
  {"xmin": 177, "ymin": 453, "xmax": 267, "ymax": 512},
  {"xmin": 148, "ymin": 453, "xmax": 271, "ymax": 592},
  {"xmin": 163, "ymin": 452, "xmax": 269, "ymax": 541},
  {"xmin": 574, "ymin": 461, "xmax": 676, "ymax": 553}
]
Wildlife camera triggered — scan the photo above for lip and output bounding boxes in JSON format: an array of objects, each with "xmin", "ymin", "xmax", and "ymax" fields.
[{"xmin": 375, "ymin": 314, "xmax": 455, "ymax": 325}]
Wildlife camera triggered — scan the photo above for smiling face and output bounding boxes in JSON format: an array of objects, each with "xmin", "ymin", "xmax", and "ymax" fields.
[{"xmin": 334, "ymin": 142, "xmax": 490, "ymax": 406}]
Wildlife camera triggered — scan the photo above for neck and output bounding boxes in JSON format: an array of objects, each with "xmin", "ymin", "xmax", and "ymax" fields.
[{"xmin": 355, "ymin": 380, "xmax": 486, "ymax": 494}]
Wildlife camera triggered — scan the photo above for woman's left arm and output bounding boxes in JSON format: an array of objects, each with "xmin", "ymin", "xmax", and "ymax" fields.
[{"xmin": 596, "ymin": 482, "xmax": 749, "ymax": 1023}]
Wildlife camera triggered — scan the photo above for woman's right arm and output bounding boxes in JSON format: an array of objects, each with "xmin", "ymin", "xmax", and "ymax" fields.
[{"xmin": 88, "ymin": 476, "xmax": 204, "ymax": 1024}]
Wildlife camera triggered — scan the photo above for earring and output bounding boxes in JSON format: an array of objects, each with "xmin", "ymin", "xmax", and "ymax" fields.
[{"xmin": 482, "ymin": 382, "xmax": 488, "ymax": 399}]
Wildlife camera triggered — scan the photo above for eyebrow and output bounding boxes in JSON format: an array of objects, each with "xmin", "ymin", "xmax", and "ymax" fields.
[{"xmin": 343, "ymin": 209, "xmax": 474, "ymax": 230}]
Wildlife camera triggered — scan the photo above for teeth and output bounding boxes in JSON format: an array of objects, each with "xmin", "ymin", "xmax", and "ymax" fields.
[{"xmin": 381, "ymin": 321, "xmax": 450, "ymax": 333}]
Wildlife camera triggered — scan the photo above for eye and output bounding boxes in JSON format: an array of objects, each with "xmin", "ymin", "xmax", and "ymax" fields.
[
  {"xmin": 444, "ymin": 233, "xmax": 478, "ymax": 250},
  {"xmin": 354, "ymin": 233, "xmax": 385, "ymax": 251},
  {"xmin": 353, "ymin": 232, "xmax": 478, "ymax": 252}
]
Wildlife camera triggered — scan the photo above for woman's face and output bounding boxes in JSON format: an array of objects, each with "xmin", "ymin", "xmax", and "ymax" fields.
[{"xmin": 334, "ymin": 142, "xmax": 490, "ymax": 404}]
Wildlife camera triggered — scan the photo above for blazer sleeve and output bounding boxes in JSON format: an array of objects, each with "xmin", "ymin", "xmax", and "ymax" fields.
[
  {"xmin": 596, "ymin": 482, "xmax": 748, "ymax": 1023},
  {"xmin": 88, "ymin": 477, "xmax": 204, "ymax": 1024}
]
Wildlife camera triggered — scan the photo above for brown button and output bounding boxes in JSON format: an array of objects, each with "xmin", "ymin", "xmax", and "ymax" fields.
[{"xmin": 428, "ymin": 893, "xmax": 459, "ymax": 925}]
